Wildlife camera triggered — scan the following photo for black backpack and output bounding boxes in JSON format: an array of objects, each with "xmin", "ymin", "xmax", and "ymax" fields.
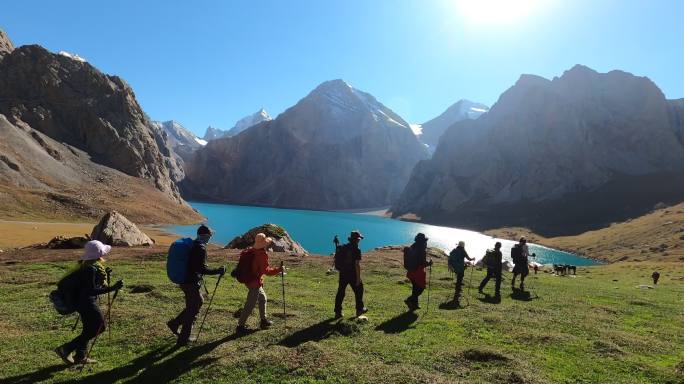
[
  {"xmin": 334, "ymin": 244, "xmax": 354, "ymax": 270},
  {"xmin": 403, "ymin": 246, "xmax": 419, "ymax": 271},
  {"xmin": 49, "ymin": 269, "xmax": 81, "ymax": 315},
  {"xmin": 511, "ymin": 244, "xmax": 524, "ymax": 265}
]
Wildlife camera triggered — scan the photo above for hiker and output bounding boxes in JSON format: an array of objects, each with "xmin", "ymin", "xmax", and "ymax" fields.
[
  {"xmin": 652, "ymin": 271, "xmax": 660, "ymax": 285},
  {"xmin": 54, "ymin": 240, "xmax": 123, "ymax": 365},
  {"xmin": 167, "ymin": 225, "xmax": 225, "ymax": 346},
  {"xmin": 478, "ymin": 242, "xmax": 503, "ymax": 299},
  {"xmin": 511, "ymin": 237, "xmax": 531, "ymax": 291},
  {"xmin": 334, "ymin": 231, "xmax": 368, "ymax": 318},
  {"xmin": 235, "ymin": 233, "xmax": 284, "ymax": 334},
  {"xmin": 447, "ymin": 241, "xmax": 474, "ymax": 305},
  {"xmin": 404, "ymin": 233, "xmax": 433, "ymax": 311},
  {"xmin": 333, "ymin": 235, "xmax": 340, "ymax": 249}
]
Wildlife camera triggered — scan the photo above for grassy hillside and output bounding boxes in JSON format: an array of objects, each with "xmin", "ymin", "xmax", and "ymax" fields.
[
  {"xmin": 0, "ymin": 247, "xmax": 683, "ymax": 383},
  {"xmin": 487, "ymin": 202, "xmax": 684, "ymax": 263}
]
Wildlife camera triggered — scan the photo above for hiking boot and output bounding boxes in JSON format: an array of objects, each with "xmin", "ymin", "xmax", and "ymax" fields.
[
  {"xmin": 404, "ymin": 298, "xmax": 413, "ymax": 309},
  {"xmin": 175, "ymin": 336, "xmax": 196, "ymax": 347},
  {"xmin": 54, "ymin": 346, "xmax": 73, "ymax": 365},
  {"xmin": 356, "ymin": 307, "xmax": 368, "ymax": 317},
  {"xmin": 236, "ymin": 325, "xmax": 250, "ymax": 335},
  {"xmin": 260, "ymin": 318, "xmax": 273, "ymax": 330},
  {"xmin": 166, "ymin": 320, "xmax": 179, "ymax": 336},
  {"xmin": 334, "ymin": 312, "xmax": 343, "ymax": 320},
  {"xmin": 478, "ymin": 287, "xmax": 484, "ymax": 294},
  {"xmin": 75, "ymin": 357, "xmax": 97, "ymax": 364}
]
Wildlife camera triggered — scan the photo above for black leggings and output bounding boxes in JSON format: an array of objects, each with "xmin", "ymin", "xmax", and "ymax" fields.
[
  {"xmin": 61, "ymin": 303, "xmax": 105, "ymax": 360},
  {"xmin": 335, "ymin": 273, "xmax": 364, "ymax": 314}
]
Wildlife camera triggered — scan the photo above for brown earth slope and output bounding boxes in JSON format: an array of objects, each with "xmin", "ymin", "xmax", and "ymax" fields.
[{"xmin": 486, "ymin": 202, "xmax": 684, "ymax": 262}]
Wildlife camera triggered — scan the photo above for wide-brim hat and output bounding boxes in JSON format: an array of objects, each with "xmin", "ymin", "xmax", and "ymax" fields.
[
  {"xmin": 253, "ymin": 233, "xmax": 273, "ymax": 250},
  {"xmin": 81, "ymin": 240, "xmax": 111, "ymax": 261}
]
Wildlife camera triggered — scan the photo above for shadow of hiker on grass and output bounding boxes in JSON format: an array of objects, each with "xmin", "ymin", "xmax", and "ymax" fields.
[
  {"xmin": 48, "ymin": 333, "xmax": 245, "ymax": 384},
  {"xmin": 375, "ymin": 312, "xmax": 419, "ymax": 334},
  {"xmin": 510, "ymin": 288, "xmax": 534, "ymax": 302},
  {"xmin": 279, "ymin": 318, "xmax": 340, "ymax": 348},
  {"xmin": 1, "ymin": 363, "xmax": 68, "ymax": 384},
  {"xmin": 477, "ymin": 294, "xmax": 502, "ymax": 304}
]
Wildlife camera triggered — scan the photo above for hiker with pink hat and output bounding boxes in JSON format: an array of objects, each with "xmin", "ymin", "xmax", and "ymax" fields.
[
  {"xmin": 233, "ymin": 233, "xmax": 283, "ymax": 334},
  {"xmin": 55, "ymin": 240, "xmax": 123, "ymax": 365}
]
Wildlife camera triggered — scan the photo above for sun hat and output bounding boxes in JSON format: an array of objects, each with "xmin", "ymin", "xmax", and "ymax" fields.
[
  {"xmin": 81, "ymin": 240, "xmax": 112, "ymax": 261},
  {"xmin": 415, "ymin": 233, "xmax": 428, "ymax": 242},
  {"xmin": 253, "ymin": 233, "xmax": 273, "ymax": 250},
  {"xmin": 349, "ymin": 231, "xmax": 364, "ymax": 240}
]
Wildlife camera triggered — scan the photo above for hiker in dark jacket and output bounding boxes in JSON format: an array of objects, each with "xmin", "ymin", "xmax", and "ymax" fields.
[
  {"xmin": 511, "ymin": 237, "xmax": 530, "ymax": 291},
  {"xmin": 54, "ymin": 240, "xmax": 123, "ymax": 365},
  {"xmin": 652, "ymin": 271, "xmax": 660, "ymax": 285},
  {"xmin": 333, "ymin": 235, "xmax": 340, "ymax": 249},
  {"xmin": 448, "ymin": 241, "xmax": 474, "ymax": 305},
  {"xmin": 404, "ymin": 233, "xmax": 433, "ymax": 311},
  {"xmin": 334, "ymin": 231, "xmax": 368, "ymax": 318},
  {"xmin": 167, "ymin": 225, "xmax": 225, "ymax": 346},
  {"xmin": 478, "ymin": 242, "xmax": 503, "ymax": 299}
]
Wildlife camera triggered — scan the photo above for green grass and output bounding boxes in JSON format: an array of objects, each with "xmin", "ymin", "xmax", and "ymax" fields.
[{"xmin": 1, "ymin": 255, "xmax": 683, "ymax": 383}]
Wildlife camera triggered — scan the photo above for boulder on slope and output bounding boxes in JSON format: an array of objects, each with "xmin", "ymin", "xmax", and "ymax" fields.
[
  {"xmin": 225, "ymin": 224, "xmax": 308, "ymax": 256},
  {"xmin": 90, "ymin": 211, "xmax": 153, "ymax": 246}
]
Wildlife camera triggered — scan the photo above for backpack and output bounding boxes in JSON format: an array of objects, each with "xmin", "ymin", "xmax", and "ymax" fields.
[
  {"xmin": 231, "ymin": 248, "xmax": 257, "ymax": 284},
  {"xmin": 403, "ymin": 246, "xmax": 419, "ymax": 271},
  {"xmin": 334, "ymin": 244, "xmax": 354, "ymax": 271},
  {"xmin": 482, "ymin": 249, "xmax": 496, "ymax": 268},
  {"xmin": 49, "ymin": 269, "xmax": 81, "ymax": 315},
  {"xmin": 167, "ymin": 238, "xmax": 194, "ymax": 284},
  {"xmin": 511, "ymin": 244, "xmax": 523, "ymax": 265}
]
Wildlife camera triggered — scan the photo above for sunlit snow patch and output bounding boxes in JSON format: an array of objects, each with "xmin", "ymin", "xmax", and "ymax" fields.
[{"xmin": 58, "ymin": 51, "xmax": 87, "ymax": 63}]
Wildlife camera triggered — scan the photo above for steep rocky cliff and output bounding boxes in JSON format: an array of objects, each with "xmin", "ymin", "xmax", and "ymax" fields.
[
  {"xmin": 392, "ymin": 65, "xmax": 684, "ymax": 235},
  {"xmin": 184, "ymin": 80, "xmax": 428, "ymax": 209},
  {"xmin": 0, "ymin": 37, "xmax": 183, "ymax": 202},
  {"xmin": 0, "ymin": 30, "xmax": 199, "ymax": 223}
]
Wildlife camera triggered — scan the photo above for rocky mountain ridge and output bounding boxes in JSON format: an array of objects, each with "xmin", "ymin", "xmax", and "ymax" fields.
[
  {"xmin": 392, "ymin": 65, "xmax": 684, "ymax": 235},
  {"xmin": 419, "ymin": 99, "xmax": 489, "ymax": 148}
]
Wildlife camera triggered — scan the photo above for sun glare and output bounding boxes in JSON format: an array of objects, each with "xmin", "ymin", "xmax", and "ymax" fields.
[{"xmin": 453, "ymin": 0, "xmax": 546, "ymax": 25}]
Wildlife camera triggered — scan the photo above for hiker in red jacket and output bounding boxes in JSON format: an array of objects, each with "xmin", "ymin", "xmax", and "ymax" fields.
[
  {"xmin": 404, "ymin": 233, "xmax": 433, "ymax": 311},
  {"xmin": 236, "ymin": 233, "xmax": 283, "ymax": 334}
]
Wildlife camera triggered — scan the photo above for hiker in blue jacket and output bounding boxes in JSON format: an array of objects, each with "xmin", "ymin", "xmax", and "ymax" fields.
[
  {"xmin": 167, "ymin": 225, "xmax": 225, "ymax": 346},
  {"xmin": 54, "ymin": 240, "xmax": 123, "ymax": 365}
]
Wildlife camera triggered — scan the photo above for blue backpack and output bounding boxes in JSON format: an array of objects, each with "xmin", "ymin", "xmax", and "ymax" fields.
[{"xmin": 167, "ymin": 238, "xmax": 194, "ymax": 284}]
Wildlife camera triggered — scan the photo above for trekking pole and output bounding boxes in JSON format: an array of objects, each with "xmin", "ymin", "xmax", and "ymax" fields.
[
  {"xmin": 79, "ymin": 287, "xmax": 120, "ymax": 372},
  {"xmin": 465, "ymin": 263, "xmax": 474, "ymax": 307},
  {"xmin": 425, "ymin": 261, "xmax": 432, "ymax": 314},
  {"xmin": 195, "ymin": 273, "xmax": 223, "ymax": 344},
  {"xmin": 280, "ymin": 261, "xmax": 286, "ymax": 329},
  {"xmin": 105, "ymin": 267, "xmax": 112, "ymax": 340}
]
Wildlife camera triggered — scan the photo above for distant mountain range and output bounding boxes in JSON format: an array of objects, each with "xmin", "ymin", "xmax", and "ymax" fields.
[
  {"xmin": 202, "ymin": 109, "xmax": 272, "ymax": 141},
  {"xmin": 183, "ymin": 80, "xmax": 428, "ymax": 209},
  {"xmin": 0, "ymin": 29, "xmax": 200, "ymax": 223},
  {"xmin": 152, "ymin": 120, "xmax": 206, "ymax": 164},
  {"xmin": 392, "ymin": 65, "xmax": 684, "ymax": 235},
  {"xmin": 418, "ymin": 100, "xmax": 489, "ymax": 149}
]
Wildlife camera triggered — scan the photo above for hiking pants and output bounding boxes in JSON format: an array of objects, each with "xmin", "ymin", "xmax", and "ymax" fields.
[
  {"xmin": 454, "ymin": 271, "xmax": 465, "ymax": 300},
  {"xmin": 479, "ymin": 268, "xmax": 502, "ymax": 296},
  {"xmin": 408, "ymin": 282, "xmax": 425, "ymax": 305},
  {"xmin": 512, "ymin": 265, "xmax": 529, "ymax": 287},
  {"xmin": 170, "ymin": 283, "xmax": 204, "ymax": 343},
  {"xmin": 335, "ymin": 272, "xmax": 364, "ymax": 314},
  {"xmin": 238, "ymin": 287, "xmax": 267, "ymax": 326},
  {"xmin": 61, "ymin": 302, "xmax": 105, "ymax": 360}
]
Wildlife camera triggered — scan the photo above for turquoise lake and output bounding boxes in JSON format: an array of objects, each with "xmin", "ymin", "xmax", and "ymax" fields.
[{"xmin": 167, "ymin": 202, "xmax": 600, "ymax": 266}]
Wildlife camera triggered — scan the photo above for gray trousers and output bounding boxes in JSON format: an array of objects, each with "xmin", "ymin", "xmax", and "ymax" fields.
[{"xmin": 238, "ymin": 287, "xmax": 267, "ymax": 326}]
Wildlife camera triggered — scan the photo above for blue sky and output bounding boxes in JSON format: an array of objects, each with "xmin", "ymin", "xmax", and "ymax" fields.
[{"xmin": 2, "ymin": 0, "xmax": 683, "ymax": 136}]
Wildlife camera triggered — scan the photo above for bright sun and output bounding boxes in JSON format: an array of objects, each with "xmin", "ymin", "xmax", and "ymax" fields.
[{"xmin": 453, "ymin": 0, "xmax": 546, "ymax": 25}]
